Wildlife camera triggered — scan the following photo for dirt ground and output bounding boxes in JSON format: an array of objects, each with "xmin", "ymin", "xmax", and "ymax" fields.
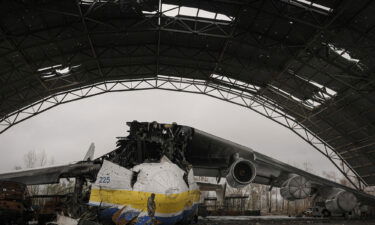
[{"xmin": 197, "ymin": 216, "xmax": 375, "ymax": 225}]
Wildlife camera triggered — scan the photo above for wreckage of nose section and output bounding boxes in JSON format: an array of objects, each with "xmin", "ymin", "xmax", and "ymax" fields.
[{"xmin": 88, "ymin": 159, "xmax": 200, "ymax": 225}]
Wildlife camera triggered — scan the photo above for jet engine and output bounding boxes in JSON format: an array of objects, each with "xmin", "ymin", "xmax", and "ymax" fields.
[
  {"xmin": 226, "ymin": 158, "xmax": 256, "ymax": 188},
  {"xmin": 280, "ymin": 175, "xmax": 311, "ymax": 200},
  {"xmin": 325, "ymin": 189, "xmax": 357, "ymax": 213}
]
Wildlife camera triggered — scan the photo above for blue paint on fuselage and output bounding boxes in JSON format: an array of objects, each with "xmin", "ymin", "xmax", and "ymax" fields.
[{"xmin": 98, "ymin": 204, "xmax": 198, "ymax": 225}]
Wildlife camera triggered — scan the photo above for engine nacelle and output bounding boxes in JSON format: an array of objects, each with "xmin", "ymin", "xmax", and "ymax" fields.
[
  {"xmin": 226, "ymin": 158, "xmax": 256, "ymax": 188},
  {"xmin": 280, "ymin": 175, "xmax": 311, "ymax": 201},
  {"xmin": 325, "ymin": 190, "xmax": 357, "ymax": 213}
]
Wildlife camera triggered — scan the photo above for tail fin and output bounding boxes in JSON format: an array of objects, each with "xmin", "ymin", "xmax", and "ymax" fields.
[{"xmin": 83, "ymin": 143, "xmax": 95, "ymax": 161}]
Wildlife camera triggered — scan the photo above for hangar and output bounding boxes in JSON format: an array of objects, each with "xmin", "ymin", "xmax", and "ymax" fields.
[{"xmin": 0, "ymin": 0, "xmax": 374, "ymax": 191}]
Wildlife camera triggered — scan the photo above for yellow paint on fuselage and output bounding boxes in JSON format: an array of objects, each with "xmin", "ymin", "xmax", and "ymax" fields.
[{"xmin": 89, "ymin": 188, "xmax": 201, "ymax": 214}]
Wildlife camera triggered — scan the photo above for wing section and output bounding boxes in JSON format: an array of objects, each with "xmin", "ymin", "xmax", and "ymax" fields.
[
  {"xmin": 0, "ymin": 162, "xmax": 101, "ymax": 185},
  {"xmin": 186, "ymin": 128, "xmax": 375, "ymax": 208},
  {"xmin": 0, "ymin": 143, "xmax": 100, "ymax": 185}
]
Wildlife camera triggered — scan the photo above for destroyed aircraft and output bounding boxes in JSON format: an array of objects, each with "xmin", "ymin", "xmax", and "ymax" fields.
[{"xmin": 0, "ymin": 121, "xmax": 374, "ymax": 224}]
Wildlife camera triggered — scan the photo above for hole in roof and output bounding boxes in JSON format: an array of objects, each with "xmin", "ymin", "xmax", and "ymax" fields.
[
  {"xmin": 162, "ymin": 4, "xmax": 179, "ymax": 17},
  {"xmin": 80, "ymin": 0, "xmax": 108, "ymax": 5},
  {"xmin": 327, "ymin": 44, "xmax": 360, "ymax": 63},
  {"xmin": 284, "ymin": 71, "xmax": 337, "ymax": 108},
  {"xmin": 198, "ymin": 9, "xmax": 216, "ymax": 19},
  {"xmin": 142, "ymin": 10, "xmax": 158, "ymax": 14},
  {"xmin": 269, "ymin": 85, "xmax": 303, "ymax": 102},
  {"xmin": 143, "ymin": 4, "xmax": 234, "ymax": 22},
  {"xmin": 80, "ymin": 1, "xmax": 234, "ymax": 22},
  {"xmin": 180, "ymin": 6, "xmax": 198, "ymax": 17},
  {"xmin": 37, "ymin": 64, "xmax": 62, "ymax": 72},
  {"xmin": 305, "ymin": 99, "xmax": 321, "ymax": 108},
  {"xmin": 210, "ymin": 74, "xmax": 261, "ymax": 92},
  {"xmin": 268, "ymin": 85, "xmax": 322, "ymax": 110},
  {"xmin": 56, "ymin": 67, "xmax": 71, "ymax": 75},
  {"xmin": 281, "ymin": 0, "xmax": 332, "ymax": 15},
  {"xmin": 295, "ymin": 0, "xmax": 332, "ymax": 11},
  {"xmin": 294, "ymin": 73, "xmax": 337, "ymax": 99},
  {"xmin": 216, "ymin": 14, "xmax": 232, "ymax": 21},
  {"xmin": 38, "ymin": 64, "xmax": 80, "ymax": 79}
]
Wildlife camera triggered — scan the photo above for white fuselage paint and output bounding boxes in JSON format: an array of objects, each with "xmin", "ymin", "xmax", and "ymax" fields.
[{"xmin": 88, "ymin": 159, "xmax": 200, "ymax": 225}]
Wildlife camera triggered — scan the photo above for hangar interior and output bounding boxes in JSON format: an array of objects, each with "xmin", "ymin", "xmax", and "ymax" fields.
[{"xmin": 0, "ymin": 0, "xmax": 374, "ymax": 191}]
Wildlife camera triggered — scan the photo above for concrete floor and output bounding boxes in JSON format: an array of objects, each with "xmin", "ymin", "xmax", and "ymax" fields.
[{"xmin": 198, "ymin": 216, "xmax": 375, "ymax": 225}]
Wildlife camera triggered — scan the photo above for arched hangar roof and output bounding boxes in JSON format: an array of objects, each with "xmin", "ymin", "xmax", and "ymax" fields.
[{"xmin": 0, "ymin": 0, "xmax": 374, "ymax": 188}]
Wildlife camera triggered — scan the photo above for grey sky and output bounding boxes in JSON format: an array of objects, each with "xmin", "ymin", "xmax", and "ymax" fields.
[{"xmin": 0, "ymin": 90, "xmax": 339, "ymax": 176}]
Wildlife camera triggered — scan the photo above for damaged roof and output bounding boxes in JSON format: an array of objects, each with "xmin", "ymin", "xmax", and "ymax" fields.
[{"xmin": 0, "ymin": 1, "xmax": 374, "ymax": 186}]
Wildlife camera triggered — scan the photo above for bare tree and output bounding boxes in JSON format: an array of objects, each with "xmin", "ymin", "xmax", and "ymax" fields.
[
  {"xmin": 23, "ymin": 150, "xmax": 46, "ymax": 197},
  {"xmin": 24, "ymin": 150, "xmax": 38, "ymax": 169},
  {"xmin": 20, "ymin": 150, "xmax": 78, "ymax": 209}
]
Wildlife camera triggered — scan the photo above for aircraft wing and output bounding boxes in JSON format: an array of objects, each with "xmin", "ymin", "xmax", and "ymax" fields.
[
  {"xmin": 0, "ymin": 162, "xmax": 101, "ymax": 185},
  {"xmin": 0, "ymin": 143, "xmax": 101, "ymax": 185},
  {"xmin": 187, "ymin": 128, "xmax": 375, "ymax": 205}
]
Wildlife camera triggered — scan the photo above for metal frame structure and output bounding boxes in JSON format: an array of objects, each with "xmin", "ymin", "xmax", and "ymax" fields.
[
  {"xmin": 0, "ymin": 76, "xmax": 367, "ymax": 190},
  {"xmin": 0, "ymin": 0, "xmax": 375, "ymax": 189}
]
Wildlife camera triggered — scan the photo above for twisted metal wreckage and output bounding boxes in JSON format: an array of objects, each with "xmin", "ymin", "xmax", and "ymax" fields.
[{"xmin": 0, "ymin": 121, "xmax": 374, "ymax": 224}]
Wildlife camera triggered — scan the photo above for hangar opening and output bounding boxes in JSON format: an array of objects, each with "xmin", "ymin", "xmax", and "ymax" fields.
[{"xmin": 0, "ymin": 0, "xmax": 374, "ymax": 189}]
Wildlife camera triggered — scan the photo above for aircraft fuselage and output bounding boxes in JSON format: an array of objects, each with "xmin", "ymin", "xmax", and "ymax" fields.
[{"xmin": 88, "ymin": 159, "xmax": 200, "ymax": 225}]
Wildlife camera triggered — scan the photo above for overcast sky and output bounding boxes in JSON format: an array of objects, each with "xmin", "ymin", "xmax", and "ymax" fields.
[{"xmin": 0, "ymin": 90, "xmax": 339, "ymax": 176}]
